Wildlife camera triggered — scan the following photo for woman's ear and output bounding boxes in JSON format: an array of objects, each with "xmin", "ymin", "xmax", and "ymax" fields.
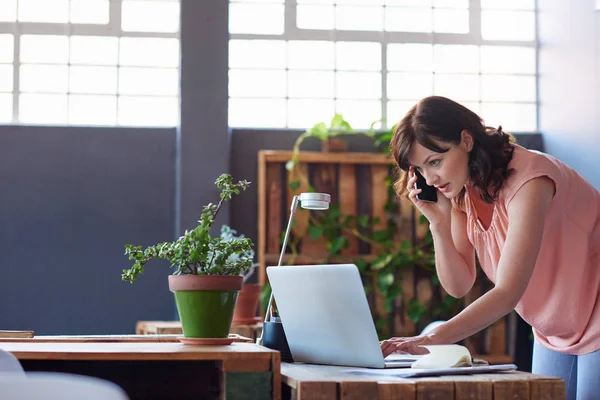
[{"xmin": 461, "ymin": 129, "xmax": 474, "ymax": 152}]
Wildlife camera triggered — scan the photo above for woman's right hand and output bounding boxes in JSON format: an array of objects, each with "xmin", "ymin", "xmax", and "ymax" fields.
[{"xmin": 406, "ymin": 166, "xmax": 452, "ymax": 226}]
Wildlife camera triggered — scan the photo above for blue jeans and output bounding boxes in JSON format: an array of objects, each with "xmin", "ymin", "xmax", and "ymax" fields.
[{"xmin": 532, "ymin": 341, "xmax": 600, "ymax": 400}]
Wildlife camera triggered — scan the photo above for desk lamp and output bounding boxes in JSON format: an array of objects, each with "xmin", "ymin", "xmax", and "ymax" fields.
[{"xmin": 257, "ymin": 192, "xmax": 331, "ymax": 360}]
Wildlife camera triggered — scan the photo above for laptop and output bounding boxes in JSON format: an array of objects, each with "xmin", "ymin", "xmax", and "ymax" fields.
[{"xmin": 266, "ymin": 264, "xmax": 421, "ymax": 369}]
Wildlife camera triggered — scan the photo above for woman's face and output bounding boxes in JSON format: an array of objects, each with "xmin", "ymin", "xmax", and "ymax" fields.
[{"xmin": 406, "ymin": 131, "xmax": 473, "ymax": 199}]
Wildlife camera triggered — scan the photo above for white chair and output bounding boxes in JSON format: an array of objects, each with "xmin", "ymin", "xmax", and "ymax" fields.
[
  {"xmin": 0, "ymin": 372, "xmax": 129, "ymax": 400},
  {"xmin": 0, "ymin": 350, "xmax": 24, "ymax": 375}
]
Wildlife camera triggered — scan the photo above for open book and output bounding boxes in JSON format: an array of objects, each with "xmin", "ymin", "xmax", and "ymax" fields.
[{"xmin": 385, "ymin": 344, "xmax": 489, "ymax": 369}]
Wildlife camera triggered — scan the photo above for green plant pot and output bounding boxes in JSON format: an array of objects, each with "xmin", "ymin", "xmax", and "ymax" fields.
[{"xmin": 169, "ymin": 275, "xmax": 243, "ymax": 339}]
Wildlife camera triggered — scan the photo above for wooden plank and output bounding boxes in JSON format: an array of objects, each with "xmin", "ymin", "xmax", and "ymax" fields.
[
  {"xmin": 529, "ymin": 378, "xmax": 565, "ymax": 400},
  {"xmin": 378, "ymin": 382, "xmax": 416, "ymax": 400},
  {"xmin": 3, "ymin": 342, "xmax": 278, "ymax": 361},
  {"xmin": 258, "ymin": 151, "xmax": 268, "ymax": 286},
  {"xmin": 262, "ymin": 151, "xmax": 394, "ymax": 165},
  {"xmin": 288, "ymin": 163, "xmax": 311, "ymax": 260},
  {"xmin": 339, "ymin": 381, "xmax": 378, "ymax": 400},
  {"xmin": 303, "ymin": 163, "xmax": 335, "ymax": 255},
  {"xmin": 370, "ymin": 164, "xmax": 389, "ymax": 255},
  {"xmin": 339, "ymin": 164, "xmax": 359, "ymax": 255},
  {"xmin": 484, "ymin": 318, "xmax": 506, "ymax": 357},
  {"xmin": 416, "ymin": 380, "xmax": 454, "ymax": 399},
  {"xmin": 296, "ymin": 382, "xmax": 337, "ymax": 400},
  {"xmin": 222, "ymin": 357, "xmax": 271, "ymax": 372},
  {"xmin": 266, "ymin": 163, "xmax": 283, "ymax": 256},
  {"xmin": 453, "ymin": 376, "xmax": 493, "ymax": 400},
  {"xmin": 271, "ymin": 352, "xmax": 282, "ymax": 400},
  {"xmin": 395, "ymin": 267, "xmax": 415, "ymax": 336}
]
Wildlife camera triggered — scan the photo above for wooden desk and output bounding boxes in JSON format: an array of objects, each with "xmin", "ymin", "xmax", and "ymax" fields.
[
  {"xmin": 281, "ymin": 362, "xmax": 565, "ymax": 400},
  {"xmin": 0, "ymin": 339, "xmax": 280, "ymax": 400},
  {"xmin": 136, "ymin": 320, "xmax": 264, "ymax": 343}
]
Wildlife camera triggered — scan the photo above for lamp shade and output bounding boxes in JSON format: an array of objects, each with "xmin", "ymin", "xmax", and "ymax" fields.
[{"xmin": 298, "ymin": 193, "xmax": 330, "ymax": 210}]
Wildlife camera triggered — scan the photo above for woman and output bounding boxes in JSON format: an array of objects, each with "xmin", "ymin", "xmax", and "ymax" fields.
[{"xmin": 380, "ymin": 96, "xmax": 600, "ymax": 400}]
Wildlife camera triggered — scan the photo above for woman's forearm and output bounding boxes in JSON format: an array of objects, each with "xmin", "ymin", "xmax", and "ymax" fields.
[
  {"xmin": 430, "ymin": 223, "xmax": 476, "ymax": 298},
  {"xmin": 429, "ymin": 287, "xmax": 517, "ymax": 345}
]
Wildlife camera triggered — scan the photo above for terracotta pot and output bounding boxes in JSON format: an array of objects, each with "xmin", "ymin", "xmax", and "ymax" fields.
[
  {"xmin": 168, "ymin": 275, "xmax": 243, "ymax": 338},
  {"xmin": 232, "ymin": 283, "xmax": 262, "ymax": 326}
]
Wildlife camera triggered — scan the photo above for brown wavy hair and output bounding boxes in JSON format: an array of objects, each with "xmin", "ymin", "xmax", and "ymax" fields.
[{"xmin": 390, "ymin": 96, "xmax": 515, "ymax": 207}]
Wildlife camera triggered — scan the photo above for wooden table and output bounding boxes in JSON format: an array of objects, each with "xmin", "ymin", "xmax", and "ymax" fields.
[
  {"xmin": 136, "ymin": 320, "xmax": 264, "ymax": 343},
  {"xmin": 0, "ymin": 337, "xmax": 280, "ymax": 400},
  {"xmin": 281, "ymin": 362, "xmax": 565, "ymax": 400}
]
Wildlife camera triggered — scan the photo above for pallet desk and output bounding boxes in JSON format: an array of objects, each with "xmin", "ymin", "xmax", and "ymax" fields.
[
  {"xmin": 136, "ymin": 320, "xmax": 264, "ymax": 343},
  {"xmin": 281, "ymin": 362, "xmax": 565, "ymax": 400},
  {"xmin": 0, "ymin": 336, "xmax": 280, "ymax": 400}
]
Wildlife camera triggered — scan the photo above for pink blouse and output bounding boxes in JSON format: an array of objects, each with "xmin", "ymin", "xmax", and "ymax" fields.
[{"xmin": 463, "ymin": 144, "xmax": 600, "ymax": 355}]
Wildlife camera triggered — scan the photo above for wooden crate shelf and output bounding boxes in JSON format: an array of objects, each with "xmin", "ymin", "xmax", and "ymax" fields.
[{"xmin": 257, "ymin": 149, "xmax": 514, "ymax": 364}]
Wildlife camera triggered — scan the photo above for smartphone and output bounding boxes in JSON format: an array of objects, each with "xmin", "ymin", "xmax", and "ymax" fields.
[{"xmin": 414, "ymin": 170, "xmax": 437, "ymax": 203}]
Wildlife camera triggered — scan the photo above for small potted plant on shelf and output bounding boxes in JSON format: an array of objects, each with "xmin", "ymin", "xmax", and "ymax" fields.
[{"xmin": 122, "ymin": 174, "xmax": 254, "ymax": 345}]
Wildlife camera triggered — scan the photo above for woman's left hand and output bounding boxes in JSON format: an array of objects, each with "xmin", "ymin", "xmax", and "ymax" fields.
[{"xmin": 380, "ymin": 335, "xmax": 433, "ymax": 358}]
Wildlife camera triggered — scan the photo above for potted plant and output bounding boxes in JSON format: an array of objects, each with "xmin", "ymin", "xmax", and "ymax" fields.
[{"xmin": 122, "ymin": 174, "xmax": 254, "ymax": 344}]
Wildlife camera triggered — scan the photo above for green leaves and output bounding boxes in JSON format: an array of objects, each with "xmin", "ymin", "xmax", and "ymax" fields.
[{"xmin": 121, "ymin": 174, "xmax": 255, "ymax": 283}]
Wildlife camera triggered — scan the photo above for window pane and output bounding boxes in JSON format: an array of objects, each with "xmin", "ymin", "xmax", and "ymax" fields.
[
  {"xmin": 433, "ymin": 0, "xmax": 467, "ymax": 8},
  {"xmin": 122, "ymin": 1, "xmax": 180, "ymax": 33},
  {"xmin": 0, "ymin": 0, "xmax": 17, "ymax": 22},
  {"xmin": 119, "ymin": 67, "xmax": 179, "ymax": 96},
  {"xmin": 69, "ymin": 95, "xmax": 117, "ymax": 125},
  {"xmin": 288, "ymin": 41, "xmax": 335, "ymax": 70},
  {"xmin": 229, "ymin": 70, "xmax": 287, "ymax": 98},
  {"xmin": 481, "ymin": 0, "xmax": 535, "ymax": 10},
  {"xmin": 336, "ymin": 6, "xmax": 384, "ymax": 31},
  {"xmin": 119, "ymin": 38, "xmax": 179, "ymax": 67},
  {"xmin": 20, "ymin": 64, "xmax": 69, "ymax": 93},
  {"xmin": 480, "ymin": 46, "xmax": 536, "ymax": 74},
  {"xmin": 482, "ymin": 11, "xmax": 535, "ymax": 41},
  {"xmin": 70, "ymin": 36, "xmax": 119, "ymax": 66},
  {"xmin": 0, "ymin": 93, "xmax": 11, "ymax": 122},
  {"xmin": 70, "ymin": 66, "xmax": 117, "ymax": 94},
  {"xmin": 434, "ymin": 45, "xmax": 479, "ymax": 73},
  {"xmin": 481, "ymin": 75, "xmax": 536, "ymax": 102},
  {"xmin": 18, "ymin": 0, "xmax": 69, "ymax": 23},
  {"xmin": 387, "ymin": 43, "xmax": 432, "ymax": 71},
  {"xmin": 387, "ymin": 72, "xmax": 432, "ymax": 100},
  {"xmin": 336, "ymin": 42, "xmax": 381, "ymax": 71},
  {"xmin": 385, "ymin": 7, "xmax": 432, "ymax": 33},
  {"xmin": 385, "ymin": 0, "xmax": 432, "ymax": 6},
  {"xmin": 228, "ymin": 98, "xmax": 286, "ymax": 128},
  {"xmin": 0, "ymin": 35, "xmax": 14, "ymax": 63},
  {"xmin": 229, "ymin": 40, "xmax": 286, "ymax": 69},
  {"xmin": 70, "ymin": 0, "xmax": 109, "ymax": 24},
  {"xmin": 336, "ymin": 72, "xmax": 381, "ymax": 99},
  {"xmin": 297, "ymin": 0, "xmax": 334, "ymax": 3},
  {"xmin": 387, "ymin": 100, "xmax": 417, "ymax": 125},
  {"xmin": 229, "ymin": 3, "xmax": 284, "ymax": 34},
  {"xmin": 335, "ymin": 99, "xmax": 381, "ymax": 129},
  {"xmin": 0, "ymin": 65, "xmax": 14, "ymax": 92},
  {"xmin": 288, "ymin": 99, "xmax": 335, "ymax": 129},
  {"xmin": 118, "ymin": 96, "xmax": 178, "ymax": 126},
  {"xmin": 433, "ymin": 9, "xmax": 468, "ymax": 33},
  {"xmin": 288, "ymin": 71, "xmax": 334, "ymax": 98},
  {"xmin": 434, "ymin": 74, "xmax": 479, "ymax": 101},
  {"xmin": 336, "ymin": 0, "xmax": 384, "ymax": 5},
  {"xmin": 297, "ymin": 5, "xmax": 334, "ymax": 30},
  {"xmin": 481, "ymin": 102, "xmax": 536, "ymax": 132},
  {"xmin": 21, "ymin": 35, "xmax": 69, "ymax": 64},
  {"xmin": 19, "ymin": 94, "xmax": 68, "ymax": 124}
]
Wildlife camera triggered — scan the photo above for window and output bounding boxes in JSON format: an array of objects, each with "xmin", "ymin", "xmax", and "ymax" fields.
[
  {"xmin": 228, "ymin": 0, "xmax": 537, "ymax": 132},
  {"xmin": 0, "ymin": 0, "xmax": 180, "ymax": 127}
]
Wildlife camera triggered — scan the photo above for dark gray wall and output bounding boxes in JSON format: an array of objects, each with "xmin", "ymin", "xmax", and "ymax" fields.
[{"xmin": 0, "ymin": 125, "xmax": 176, "ymax": 334}]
